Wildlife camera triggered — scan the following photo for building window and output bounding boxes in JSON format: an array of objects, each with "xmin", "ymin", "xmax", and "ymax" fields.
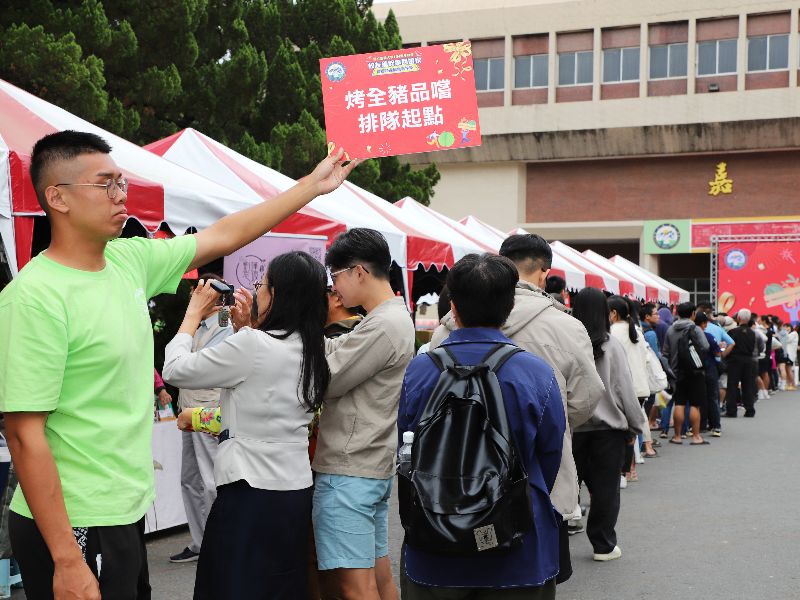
[
  {"xmin": 603, "ymin": 47, "xmax": 640, "ymax": 83},
  {"xmin": 474, "ymin": 57, "xmax": 505, "ymax": 91},
  {"xmin": 558, "ymin": 51, "xmax": 593, "ymax": 86},
  {"xmin": 514, "ymin": 54, "xmax": 548, "ymax": 88},
  {"xmin": 649, "ymin": 43, "xmax": 687, "ymax": 79},
  {"xmin": 697, "ymin": 39, "xmax": 737, "ymax": 76},
  {"xmin": 748, "ymin": 34, "xmax": 789, "ymax": 71}
]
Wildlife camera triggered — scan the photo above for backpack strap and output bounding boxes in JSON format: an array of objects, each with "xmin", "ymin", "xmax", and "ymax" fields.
[
  {"xmin": 480, "ymin": 343, "xmax": 524, "ymax": 374},
  {"xmin": 426, "ymin": 346, "xmax": 458, "ymax": 373}
]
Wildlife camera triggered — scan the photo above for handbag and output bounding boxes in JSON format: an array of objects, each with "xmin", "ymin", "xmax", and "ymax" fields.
[{"xmin": 644, "ymin": 345, "xmax": 668, "ymax": 393}]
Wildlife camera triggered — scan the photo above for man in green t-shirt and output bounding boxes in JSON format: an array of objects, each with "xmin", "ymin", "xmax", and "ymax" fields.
[{"xmin": 0, "ymin": 130, "xmax": 357, "ymax": 600}]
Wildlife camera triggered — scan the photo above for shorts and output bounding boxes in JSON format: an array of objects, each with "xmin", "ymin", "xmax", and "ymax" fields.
[
  {"xmin": 758, "ymin": 358, "xmax": 772, "ymax": 374},
  {"xmin": 719, "ymin": 373, "xmax": 728, "ymax": 388},
  {"xmin": 312, "ymin": 473, "xmax": 392, "ymax": 570},
  {"xmin": 673, "ymin": 371, "xmax": 706, "ymax": 408}
]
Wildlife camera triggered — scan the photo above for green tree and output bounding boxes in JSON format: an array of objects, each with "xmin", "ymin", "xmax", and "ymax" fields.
[{"xmin": 0, "ymin": 0, "xmax": 439, "ymax": 204}]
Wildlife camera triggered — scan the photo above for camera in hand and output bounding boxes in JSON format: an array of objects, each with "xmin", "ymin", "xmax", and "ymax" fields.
[{"xmin": 209, "ymin": 280, "xmax": 235, "ymax": 327}]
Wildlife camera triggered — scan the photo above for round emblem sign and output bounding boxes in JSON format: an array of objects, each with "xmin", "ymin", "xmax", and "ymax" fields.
[
  {"xmin": 725, "ymin": 249, "xmax": 747, "ymax": 271},
  {"xmin": 653, "ymin": 223, "xmax": 680, "ymax": 250},
  {"xmin": 325, "ymin": 62, "xmax": 346, "ymax": 82}
]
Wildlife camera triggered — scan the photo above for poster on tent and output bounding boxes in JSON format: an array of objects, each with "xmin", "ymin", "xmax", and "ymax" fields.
[
  {"xmin": 319, "ymin": 42, "xmax": 482, "ymax": 160},
  {"xmin": 716, "ymin": 240, "xmax": 800, "ymax": 324},
  {"xmin": 223, "ymin": 234, "xmax": 327, "ymax": 291}
]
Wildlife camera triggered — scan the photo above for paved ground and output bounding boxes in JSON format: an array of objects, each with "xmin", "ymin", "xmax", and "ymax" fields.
[{"xmin": 11, "ymin": 389, "xmax": 800, "ymax": 599}]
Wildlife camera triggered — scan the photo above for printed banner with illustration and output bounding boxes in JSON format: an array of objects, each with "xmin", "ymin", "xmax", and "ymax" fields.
[
  {"xmin": 716, "ymin": 241, "xmax": 800, "ymax": 324},
  {"xmin": 319, "ymin": 42, "xmax": 481, "ymax": 159},
  {"xmin": 223, "ymin": 234, "xmax": 327, "ymax": 291}
]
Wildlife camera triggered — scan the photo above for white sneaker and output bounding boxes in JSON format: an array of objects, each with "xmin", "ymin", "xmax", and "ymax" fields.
[
  {"xmin": 619, "ymin": 475, "xmax": 627, "ymax": 489},
  {"xmin": 593, "ymin": 545, "xmax": 622, "ymax": 561}
]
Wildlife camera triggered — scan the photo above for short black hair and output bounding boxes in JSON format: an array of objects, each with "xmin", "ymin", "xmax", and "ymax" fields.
[
  {"xmin": 694, "ymin": 311, "xmax": 709, "ymax": 326},
  {"xmin": 640, "ymin": 302, "xmax": 658, "ymax": 321},
  {"xmin": 696, "ymin": 302, "xmax": 713, "ymax": 314},
  {"xmin": 446, "ymin": 254, "xmax": 518, "ymax": 328},
  {"xmin": 545, "ymin": 275, "xmax": 566, "ymax": 295},
  {"xmin": 30, "ymin": 130, "xmax": 113, "ymax": 213},
  {"xmin": 326, "ymin": 228, "xmax": 391, "ymax": 280},
  {"xmin": 499, "ymin": 234, "xmax": 552, "ymax": 272},
  {"xmin": 676, "ymin": 301, "xmax": 696, "ymax": 319}
]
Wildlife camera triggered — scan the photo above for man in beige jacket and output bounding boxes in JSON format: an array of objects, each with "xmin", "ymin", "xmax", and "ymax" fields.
[
  {"xmin": 431, "ymin": 234, "xmax": 604, "ymax": 582},
  {"xmin": 312, "ymin": 229, "xmax": 415, "ymax": 600}
]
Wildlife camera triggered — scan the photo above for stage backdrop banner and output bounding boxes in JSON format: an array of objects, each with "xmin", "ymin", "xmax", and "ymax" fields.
[
  {"xmin": 223, "ymin": 233, "xmax": 327, "ymax": 291},
  {"xmin": 716, "ymin": 240, "xmax": 800, "ymax": 323},
  {"xmin": 319, "ymin": 42, "xmax": 481, "ymax": 160}
]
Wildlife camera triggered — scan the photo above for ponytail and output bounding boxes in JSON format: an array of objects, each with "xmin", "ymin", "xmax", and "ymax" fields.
[{"xmin": 608, "ymin": 295, "xmax": 638, "ymax": 344}]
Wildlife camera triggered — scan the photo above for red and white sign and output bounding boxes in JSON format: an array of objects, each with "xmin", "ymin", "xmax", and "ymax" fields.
[
  {"xmin": 320, "ymin": 42, "xmax": 481, "ymax": 160},
  {"xmin": 693, "ymin": 219, "xmax": 800, "ymax": 250},
  {"xmin": 717, "ymin": 240, "xmax": 800, "ymax": 323}
]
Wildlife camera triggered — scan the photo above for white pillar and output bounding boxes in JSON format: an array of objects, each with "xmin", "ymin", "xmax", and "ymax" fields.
[{"xmin": 687, "ymin": 18, "xmax": 697, "ymax": 96}]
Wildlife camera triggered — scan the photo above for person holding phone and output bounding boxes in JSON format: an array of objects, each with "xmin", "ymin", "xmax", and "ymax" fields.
[{"xmin": 163, "ymin": 252, "xmax": 330, "ymax": 600}]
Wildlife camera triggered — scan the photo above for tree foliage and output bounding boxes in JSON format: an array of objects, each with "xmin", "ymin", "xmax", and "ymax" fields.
[{"xmin": 0, "ymin": 0, "xmax": 438, "ymax": 204}]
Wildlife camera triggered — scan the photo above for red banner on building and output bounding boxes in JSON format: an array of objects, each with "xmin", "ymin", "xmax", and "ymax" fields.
[
  {"xmin": 319, "ymin": 42, "xmax": 481, "ymax": 160},
  {"xmin": 717, "ymin": 240, "xmax": 800, "ymax": 323},
  {"xmin": 694, "ymin": 220, "xmax": 800, "ymax": 250}
]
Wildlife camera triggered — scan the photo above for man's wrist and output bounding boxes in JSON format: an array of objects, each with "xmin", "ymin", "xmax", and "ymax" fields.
[{"xmin": 52, "ymin": 545, "xmax": 84, "ymax": 567}]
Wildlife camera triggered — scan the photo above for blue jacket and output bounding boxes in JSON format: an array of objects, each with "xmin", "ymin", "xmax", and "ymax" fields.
[
  {"xmin": 398, "ymin": 328, "xmax": 565, "ymax": 589},
  {"xmin": 642, "ymin": 322, "xmax": 660, "ymax": 357}
]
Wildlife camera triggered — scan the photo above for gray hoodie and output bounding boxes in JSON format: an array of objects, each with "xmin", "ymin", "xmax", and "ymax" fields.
[
  {"xmin": 662, "ymin": 318, "xmax": 710, "ymax": 377},
  {"xmin": 575, "ymin": 337, "xmax": 646, "ymax": 435},
  {"xmin": 430, "ymin": 280, "xmax": 605, "ymax": 516}
]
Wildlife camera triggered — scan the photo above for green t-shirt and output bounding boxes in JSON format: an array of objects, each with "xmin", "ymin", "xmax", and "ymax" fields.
[{"xmin": 0, "ymin": 235, "xmax": 196, "ymax": 527}]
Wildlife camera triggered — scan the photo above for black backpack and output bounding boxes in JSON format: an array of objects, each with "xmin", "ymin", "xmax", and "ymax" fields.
[
  {"xmin": 397, "ymin": 343, "xmax": 533, "ymax": 555},
  {"xmin": 676, "ymin": 327, "xmax": 704, "ymax": 376}
]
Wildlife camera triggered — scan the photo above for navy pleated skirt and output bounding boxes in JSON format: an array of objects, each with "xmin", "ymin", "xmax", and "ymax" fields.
[{"xmin": 194, "ymin": 480, "xmax": 313, "ymax": 600}]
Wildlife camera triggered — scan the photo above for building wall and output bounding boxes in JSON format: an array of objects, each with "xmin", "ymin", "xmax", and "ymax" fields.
[
  {"xmin": 525, "ymin": 150, "xmax": 800, "ymax": 223},
  {"xmin": 427, "ymin": 162, "xmax": 526, "ymax": 232}
]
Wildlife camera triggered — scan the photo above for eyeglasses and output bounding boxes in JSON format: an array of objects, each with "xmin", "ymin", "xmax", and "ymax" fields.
[
  {"xmin": 54, "ymin": 177, "xmax": 129, "ymax": 200},
  {"xmin": 329, "ymin": 264, "xmax": 369, "ymax": 283},
  {"xmin": 329, "ymin": 266, "xmax": 355, "ymax": 283}
]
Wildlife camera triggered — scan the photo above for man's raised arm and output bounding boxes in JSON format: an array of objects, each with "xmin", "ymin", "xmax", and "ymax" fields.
[{"xmin": 189, "ymin": 148, "xmax": 358, "ymax": 270}]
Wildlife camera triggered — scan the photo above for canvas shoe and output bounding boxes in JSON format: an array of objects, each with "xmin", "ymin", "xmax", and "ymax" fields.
[
  {"xmin": 593, "ymin": 546, "xmax": 622, "ymax": 561},
  {"xmin": 619, "ymin": 475, "xmax": 627, "ymax": 489}
]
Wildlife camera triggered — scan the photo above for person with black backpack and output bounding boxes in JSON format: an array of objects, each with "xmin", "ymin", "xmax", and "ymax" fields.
[
  {"xmin": 662, "ymin": 302, "xmax": 710, "ymax": 445},
  {"xmin": 397, "ymin": 254, "xmax": 565, "ymax": 600}
]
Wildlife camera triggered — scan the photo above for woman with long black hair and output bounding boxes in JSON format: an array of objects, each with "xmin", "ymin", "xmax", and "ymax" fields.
[
  {"xmin": 608, "ymin": 296, "xmax": 652, "ymax": 479},
  {"xmin": 163, "ymin": 251, "xmax": 330, "ymax": 600},
  {"xmin": 572, "ymin": 288, "xmax": 645, "ymax": 562}
]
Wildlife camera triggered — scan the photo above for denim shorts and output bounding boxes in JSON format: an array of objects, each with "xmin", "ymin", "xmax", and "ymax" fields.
[{"xmin": 312, "ymin": 473, "xmax": 393, "ymax": 570}]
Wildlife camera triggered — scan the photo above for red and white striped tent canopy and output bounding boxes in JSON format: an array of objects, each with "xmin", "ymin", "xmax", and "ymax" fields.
[
  {"xmin": 0, "ymin": 78, "xmax": 259, "ymax": 275},
  {"xmin": 582, "ymin": 249, "xmax": 665, "ymax": 302},
  {"xmin": 610, "ymin": 255, "xmax": 689, "ymax": 304},
  {"xmin": 458, "ymin": 215, "xmax": 588, "ymax": 291},
  {"xmin": 396, "ymin": 199, "xmax": 495, "ymax": 262},
  {"xmin": 550, "ymin": 241, "xmax": 625, "ymax": 295},
  {"xmin": 146, "ymin": 128, "xmax": 487, "ymax": 274}
]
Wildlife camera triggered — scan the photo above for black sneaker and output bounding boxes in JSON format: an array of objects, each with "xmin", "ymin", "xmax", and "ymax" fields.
[
  {"xmin": 567, "ymin": 522, "xmax": 584, "ymax": 536},
  {"xmin": 169, "ymin": 547, "xmax": 199, "ymax": 563}
]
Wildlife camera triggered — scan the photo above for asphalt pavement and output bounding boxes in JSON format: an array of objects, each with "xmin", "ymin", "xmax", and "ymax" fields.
[{"xmin": 11, "ymin": 388, "xmax": 800, "ymax": 599}]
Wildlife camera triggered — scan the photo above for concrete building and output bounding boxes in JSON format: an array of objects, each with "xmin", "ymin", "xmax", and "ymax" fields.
[{"xmin": 373, "ymin": 0, "xmax": 800, "ymax": 303}]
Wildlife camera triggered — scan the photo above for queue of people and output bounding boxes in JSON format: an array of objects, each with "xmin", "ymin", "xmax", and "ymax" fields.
[{"xmin": 0, "ymin": 129, "xmax": 797, "ymax": 600}]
